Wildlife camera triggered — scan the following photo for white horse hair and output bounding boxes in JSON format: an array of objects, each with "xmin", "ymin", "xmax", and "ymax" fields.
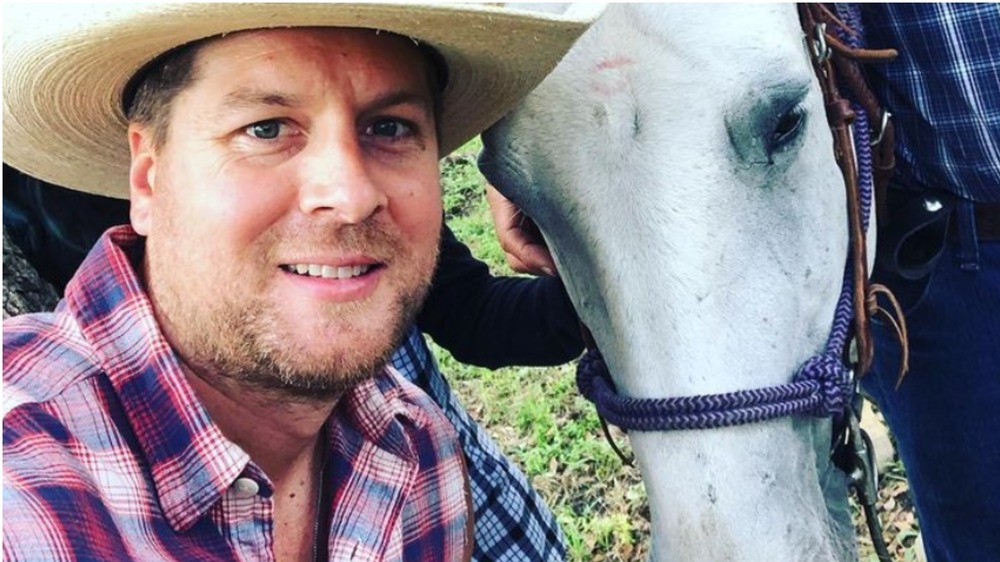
[{"xmin": 481, "ymin": 4, "xmax": 858, "ymax": 561}]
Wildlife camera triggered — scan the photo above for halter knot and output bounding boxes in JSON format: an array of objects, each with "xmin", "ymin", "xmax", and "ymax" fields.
[
  {"xmin": 575, "ymin": 347, "xmax": 609, "ymax": 401},
  {"xmin": 792, "ymin": 352, "xmax": 852, "ymax": 417}
]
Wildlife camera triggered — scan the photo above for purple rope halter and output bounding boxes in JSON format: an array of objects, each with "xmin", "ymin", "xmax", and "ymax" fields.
[{"xmin": 576, "ymin": 5, "xmax": 873, "ymax": 432}]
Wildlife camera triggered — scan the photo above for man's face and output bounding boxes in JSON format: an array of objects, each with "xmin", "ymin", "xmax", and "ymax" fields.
[{"xmin": 129, "ymin": 28, "xmax": 442, "ymax": 397}]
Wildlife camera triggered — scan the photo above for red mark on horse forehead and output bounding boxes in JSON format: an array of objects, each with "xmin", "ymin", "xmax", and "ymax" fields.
[{"xmin": 595, "ymin": 56, "xmax": 635, "ymax": 71}]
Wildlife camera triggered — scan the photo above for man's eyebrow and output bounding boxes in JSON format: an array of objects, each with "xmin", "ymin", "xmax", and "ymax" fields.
[
  {"xmin": 360, "ymin": 90, "xmax": 434, "ymax": 118},
  {"xmin": 206, "ymin": 88, "xmax": 434, "ymax": 123},
  {"xmin": 209, "ymin": 88, "xmax": 302, "ymax": 118}
]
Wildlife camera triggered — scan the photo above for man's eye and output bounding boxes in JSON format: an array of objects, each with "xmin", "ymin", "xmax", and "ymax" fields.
[
  {"xmin": 245, "ymin": 120, "xmax": 283, "ymax": 140},
  {"xmin": 366, "ymin": 119, "xmax": 412, "ymax": 139}
]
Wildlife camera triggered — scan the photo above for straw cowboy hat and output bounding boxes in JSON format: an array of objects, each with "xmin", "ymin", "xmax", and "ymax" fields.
[{"xmin": 3, "ymin": 3, "xmax": 602, "ymax": 199}]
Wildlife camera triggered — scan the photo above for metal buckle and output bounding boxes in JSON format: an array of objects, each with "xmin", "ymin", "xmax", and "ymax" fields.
[
  {"xmin": 847, "ymin": 411, "xmax": 879, "ymax": 501},
  {"xmin": 810, "ymin": 23, "xmax": 832, "ymax": 64},
  {"xmin": 832, "ymin": 402, "xmax": 893, "ymax": 562},
  {"xmin": 871, "ymin": 110, "xmax": 892, "ymax": 146}
]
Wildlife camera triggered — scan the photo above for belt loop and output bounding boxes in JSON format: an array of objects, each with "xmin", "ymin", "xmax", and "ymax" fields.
[{"xmin": 956, "ymin": 199, "xmax": 980, "ymax": 272}]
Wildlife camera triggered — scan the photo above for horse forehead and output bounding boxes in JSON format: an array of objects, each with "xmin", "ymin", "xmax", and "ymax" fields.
[
  {"xmin": 575, "ymin": 4, "xmax": 807, "ymax": 81},
  {"xmin": 517, "ymin": 5, "xmax": 818, "ymax": 158},
  {"xmin": 490, "ymin": 3, "xmax": 828, "ymax": 201},
  {"xmin": 617, "ymin": 4, "xmax": 800, "ymax": 46}
]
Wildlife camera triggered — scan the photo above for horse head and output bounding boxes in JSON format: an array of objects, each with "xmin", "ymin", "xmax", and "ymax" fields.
[{"xmin": 481, "ymin": 4, "xmax": 857, "ymax": 560}]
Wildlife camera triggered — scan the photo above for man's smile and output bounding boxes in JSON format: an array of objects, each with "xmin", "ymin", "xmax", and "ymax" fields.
[{"xmin": 280, "ymin": 263, "xmax": 377, "ymax": 279}]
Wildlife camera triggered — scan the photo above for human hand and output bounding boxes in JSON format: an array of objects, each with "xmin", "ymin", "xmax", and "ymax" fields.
[{"xmin": 485, "ymin": 184, "xmax": 558, "ymax": 276}]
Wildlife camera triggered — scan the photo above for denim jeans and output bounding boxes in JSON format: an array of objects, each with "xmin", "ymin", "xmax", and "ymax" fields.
[{"xmin": 862, "ymin": 227, "xmax": 1000, "ymax": 562}]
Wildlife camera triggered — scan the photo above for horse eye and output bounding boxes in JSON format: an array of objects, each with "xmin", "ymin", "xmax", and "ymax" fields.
[{"xmin": 771, "ymin": 106, "xmax": 806, "ymax": 149}]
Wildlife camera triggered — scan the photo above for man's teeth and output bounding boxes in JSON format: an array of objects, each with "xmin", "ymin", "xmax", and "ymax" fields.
[{"xmin": 286, "ymin": 264, "xmax": 371, "ymax": 279}]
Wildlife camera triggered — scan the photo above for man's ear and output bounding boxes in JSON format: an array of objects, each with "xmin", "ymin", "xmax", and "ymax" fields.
[{"xmin": 128, "ymin": 124, "xmax": 157, "ymax": 235}]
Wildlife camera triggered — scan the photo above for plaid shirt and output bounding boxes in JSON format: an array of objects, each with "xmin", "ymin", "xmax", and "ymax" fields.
[
  {"xmin": 861, "ymin": 3, "xmax": 1000, "ymax": 202},
  {"xmin": 390, "ymin": 333, "xmax": 566, "ymax": 562},
  {"xmin": 3, "ymin": 226, "xmax": 471, "ymax": 562}
]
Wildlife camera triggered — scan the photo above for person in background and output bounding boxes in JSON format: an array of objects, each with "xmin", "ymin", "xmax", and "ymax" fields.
[{"xmin": 858, "ymin": 4, "xmax": 1000, "ymax": 561}]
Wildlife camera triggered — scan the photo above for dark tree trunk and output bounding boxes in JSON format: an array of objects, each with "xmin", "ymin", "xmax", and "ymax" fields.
[{"xmin": 3, "ymin": 227, "xmax": 59, "ymax": 318}]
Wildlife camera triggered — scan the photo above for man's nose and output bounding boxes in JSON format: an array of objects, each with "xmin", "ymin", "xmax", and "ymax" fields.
[{"xmin": 297, "ymin": 137, "xmax": 387, "ymax": 223}]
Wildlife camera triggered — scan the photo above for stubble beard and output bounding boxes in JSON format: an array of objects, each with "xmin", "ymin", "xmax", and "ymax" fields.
[
  {"xmin": 147, "ymin": 219, "xmax": 438, "ymax": 403},
  {"xmin": 209, "ymin": 284, "xmax": 428, "ymax": 401}
]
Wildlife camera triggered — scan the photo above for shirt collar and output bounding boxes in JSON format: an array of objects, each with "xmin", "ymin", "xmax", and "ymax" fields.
[
  {"xmin": 66, "ymin": 226, "xmax": 249, "ymax": 531},
  {"xmin": 334, "ymin": 365, "xmax": 429, "ymax": 464}
]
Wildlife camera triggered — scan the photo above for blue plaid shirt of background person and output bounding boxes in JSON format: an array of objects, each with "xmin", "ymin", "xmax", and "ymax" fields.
[
  {"xmin": 391, "ymin": 330, "xmax": 567, "ymax": 562},
  {"xmin": 861, "ymin": 3, "xmax": 1000, "ymax": 202}
]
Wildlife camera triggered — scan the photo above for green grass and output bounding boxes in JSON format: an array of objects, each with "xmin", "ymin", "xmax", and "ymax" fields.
[
  {"xmin": 436, "ymin": 139, "xmax": 920, "ymax": 562},
  {"xmin": 439, "ymin": 138, "xmax": 514, "ymax": 274}
]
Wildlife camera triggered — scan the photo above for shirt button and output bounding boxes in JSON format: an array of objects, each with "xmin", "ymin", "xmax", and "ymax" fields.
[{"xmin": 232, "ymin": 477, "xmax": 260, "ymax": 498}]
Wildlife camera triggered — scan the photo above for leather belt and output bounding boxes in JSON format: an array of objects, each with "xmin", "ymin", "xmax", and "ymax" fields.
[{"xmin": 949, "ymin": 200, "xmax": 1000, "ymax": 241}]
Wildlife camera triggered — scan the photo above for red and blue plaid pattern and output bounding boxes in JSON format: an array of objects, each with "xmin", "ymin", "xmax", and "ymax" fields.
[{"xmin": 3, "ymin": 226, "xmax": 471, "ymax": 562}]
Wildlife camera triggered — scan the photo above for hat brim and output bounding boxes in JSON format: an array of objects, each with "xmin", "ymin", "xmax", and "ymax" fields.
[{"xmin": 3, "ymin": 3, "xmax": 601, "ymax": 199}]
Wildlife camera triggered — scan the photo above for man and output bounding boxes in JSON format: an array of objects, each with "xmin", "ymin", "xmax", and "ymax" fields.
[{"xmin": 2, "ymin": 4, "xmax": 597, "ymax": 561}]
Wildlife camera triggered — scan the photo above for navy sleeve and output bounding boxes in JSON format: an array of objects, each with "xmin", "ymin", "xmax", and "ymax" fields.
[
  {"xmin": 3, "ymin": 165, "xmax": 129, "ymax": 293},
  {"xmin": 416, "ymin": 223, "xmax": 584, "ymax": 369}
]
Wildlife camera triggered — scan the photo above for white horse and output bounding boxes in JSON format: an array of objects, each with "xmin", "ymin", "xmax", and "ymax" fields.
[{"xmin": 481, "ymin": 4, "xmax": 859, "ymax": 561}]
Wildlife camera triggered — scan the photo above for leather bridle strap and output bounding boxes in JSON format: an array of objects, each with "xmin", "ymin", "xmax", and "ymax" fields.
[{"xmin": 798, "ymin": 3, "xmax": 908, "ymax": 382}]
